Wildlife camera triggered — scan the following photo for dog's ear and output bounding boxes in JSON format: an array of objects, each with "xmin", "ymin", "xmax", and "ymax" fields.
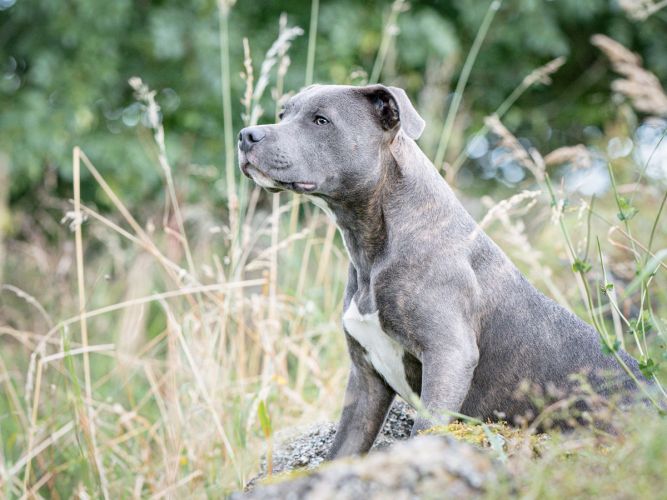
[{"xmin": 361, "ymin": 85, "xmax": 425, "ymax": 140}]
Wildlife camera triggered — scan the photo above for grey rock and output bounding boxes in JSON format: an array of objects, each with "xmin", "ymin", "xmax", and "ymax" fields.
[
  {"xmin": 238, "ymin": 434, "xmax": 498, "ymax": 500},
  {"xmin": 253, "ymin": 400, "xmax": 415, "ymax": 484}
]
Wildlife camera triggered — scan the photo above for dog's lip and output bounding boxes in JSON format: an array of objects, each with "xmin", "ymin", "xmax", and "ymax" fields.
[
  {"xmin": 273, "ymin": 179, "xmax": 318, "ymax": 193},
  {"xmin": 241, "ymin": 162, "xmax": 317, "ymax": 193},
  {"xmin": 239, "ymin": 159, "xmax": 253, "ymax": 178},
  {"xmin": 285, "ymin": 181, "xmax": 317, "ymax": 192}
]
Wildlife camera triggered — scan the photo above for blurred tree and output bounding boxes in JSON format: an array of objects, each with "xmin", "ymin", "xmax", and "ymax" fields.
[{"xmin": 1, "ymin": 0, "xmax": 666, "ymax": 218}]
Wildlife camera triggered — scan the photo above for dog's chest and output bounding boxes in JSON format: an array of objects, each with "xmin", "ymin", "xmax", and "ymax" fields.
[{"xmin": 342, "ymin": 299, "xmax": 414, "ymax": 403}]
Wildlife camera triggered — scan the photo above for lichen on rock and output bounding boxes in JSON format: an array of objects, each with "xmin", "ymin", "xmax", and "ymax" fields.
[{"xmin": 239, "ymin": 401, "xmax": 513, "ymax": 499}]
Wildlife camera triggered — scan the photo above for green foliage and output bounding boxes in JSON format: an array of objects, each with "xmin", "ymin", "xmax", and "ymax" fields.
[
  {"xmin": 2, "ymin": 0, "xmax": 667, "ymax": 214},
  {"xmin": 639, "ymin": 357, "xmax": 659, "ymax": 378},
  {"xmin": 601, "ymin": 339, "xmax": 621, "ymax": 355},
  {"xmin": 572, "ymin": 259, "xmax": 592, "ymax": 274},
  {"xmin": 486, "ymin": 408, "xmax": 667, "ymax": 499},
  {"xmin": 616, "ymin": 196, "xmax": 639, "ymax": 221},
  {"xmin": 630, "ymin": 310, "xmax": 653, "ymax": 335},
  {"xmin": 258, "ymin": 400, "xmax": 273, "ymax": 439}
]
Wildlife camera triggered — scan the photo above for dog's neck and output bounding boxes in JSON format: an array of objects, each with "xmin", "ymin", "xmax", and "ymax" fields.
[
  {"xmin": 322, "ymin": 136, "xmax": 465, "ymax": 283},
  {"xmin": 325, "ymin": 151, "xmax": 400, "ymax": 282},
  {"xmin": 333, "ymin": 199, "xmax": 386, "ymax": 280}
]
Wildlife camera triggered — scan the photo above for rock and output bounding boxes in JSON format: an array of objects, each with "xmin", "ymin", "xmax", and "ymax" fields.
[
  {"xmin": 238, "ymin": 435, "xmax": 499, "ymax": 500},
  {"xmin": 266, "ymin": 422, "xmax": 336, "ymax": 477},
  {"xmin": 251, "ymin": 400, "xmax": 415, "ymax": 484},
  {"xmin": 376, "ymin": 399, "xmax": 415, "ymax": 444}
]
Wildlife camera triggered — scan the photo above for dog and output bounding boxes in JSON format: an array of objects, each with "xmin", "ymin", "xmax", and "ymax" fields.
[{"xmin": 237, "ymin": 84, "xmax": 648, "ymax": 459}]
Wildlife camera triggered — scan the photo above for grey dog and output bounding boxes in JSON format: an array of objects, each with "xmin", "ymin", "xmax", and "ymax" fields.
[{"xmin": 237, "ymin": 84, "xmax": 646, "ymax": 460}]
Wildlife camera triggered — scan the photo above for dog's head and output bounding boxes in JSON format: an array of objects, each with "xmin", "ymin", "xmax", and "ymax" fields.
[{"xmin": 237, "ymin": 84, "xmax": 425, "ymax": 199}]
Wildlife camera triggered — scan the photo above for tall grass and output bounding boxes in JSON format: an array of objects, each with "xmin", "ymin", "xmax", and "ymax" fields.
[
  {"xmin": 0, "ymin": 153, "xmax": 8, "ymax": 287},
  {"xmin": 304, "ymin": 0, "xmax": 319, "ymax": 87},
  {"xmin": 1, "ymin": 17, "xmax": 348, "ymax": 494},
  {"xmin": 434, "ymin": 0, "xmax": 502, "ymax": 170},
  {"xmin": 1, "ymin": 144, "xmax": 348, "ymax": 498}
]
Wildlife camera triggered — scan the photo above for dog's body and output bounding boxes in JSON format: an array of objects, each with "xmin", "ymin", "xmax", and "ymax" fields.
[{"xmin": 238, "ymin": 84, "xmax": 646, "ymax": 460}]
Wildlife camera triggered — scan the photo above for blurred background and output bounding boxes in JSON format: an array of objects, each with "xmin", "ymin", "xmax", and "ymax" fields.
[
  {"xmin": 2, "ymin": 0, "xmax": 667, "ymax": 207},
  {"xmin": 1, "ymin": 0, "xmax": 666, "ymax": 497}
]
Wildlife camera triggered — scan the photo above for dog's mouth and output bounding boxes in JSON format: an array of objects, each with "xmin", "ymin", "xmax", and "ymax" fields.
[{"xmin": 240, "ymin": 160, "xmax": 317, "ymax": 193}]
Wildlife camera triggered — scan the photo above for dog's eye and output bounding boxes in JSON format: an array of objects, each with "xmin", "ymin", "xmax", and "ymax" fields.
[
  {"xmin": 278, "ymin": 110, "xmax": 285, "ymax": 120},
  {"xmin": 314, "ymin": 116, "xmax": 329, "ymax": 126}
]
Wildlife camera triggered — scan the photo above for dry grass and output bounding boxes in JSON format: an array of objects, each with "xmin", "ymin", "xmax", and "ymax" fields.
[
  {"xmin": 543, "ymin": 145, "xmax": 593, "ymax": 170},
  {"xmin": 446, "ymin": 56, "xmax": 565, "ymax": 183},
  {"xmin": 0, "ymin": 20, "xmax": 349, "ymax": 497},
  {"xmin": 592, "ymin": 34, "xmax": 667, "ymax": 117},
  {"xmin": 0, "ymin": 154, "xmax": 8, "ymax": 291},
  {"xmin": 0, "ymin": 144, "xmax": 349, "ymax": 497},
  {"xmin": 619, "ymin": 0, "xmax": 667, "ymax": 20}
]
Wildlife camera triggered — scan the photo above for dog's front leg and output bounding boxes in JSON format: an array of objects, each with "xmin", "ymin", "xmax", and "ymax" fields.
[
  {"xmin": 412, "ymin": 330, "xmax": 479, "ymax": 435},
  {"xmin": 327, "ymin": 344, "xmax": 395, "ymax": 460}
]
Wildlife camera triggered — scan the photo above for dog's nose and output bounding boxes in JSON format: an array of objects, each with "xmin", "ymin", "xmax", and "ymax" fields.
[{"xmin": 238, "ymin": 126, "xmax": 266, "ymax": 152}]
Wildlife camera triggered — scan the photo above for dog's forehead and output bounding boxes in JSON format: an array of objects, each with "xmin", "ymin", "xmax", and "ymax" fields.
[{"xmin": 288, "ymin": 85, "xmax": 360, "ymax": 112}]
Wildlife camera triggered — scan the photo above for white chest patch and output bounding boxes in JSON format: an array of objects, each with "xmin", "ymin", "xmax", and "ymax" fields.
[{"xmin": 342, "ymin": 299, "xmax": 415, "ymax": 403}]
